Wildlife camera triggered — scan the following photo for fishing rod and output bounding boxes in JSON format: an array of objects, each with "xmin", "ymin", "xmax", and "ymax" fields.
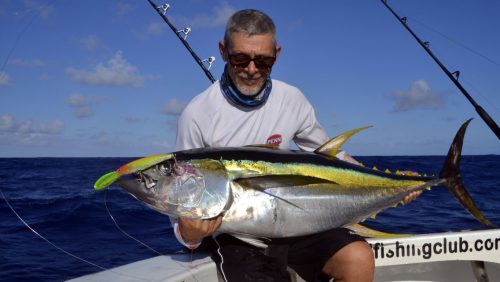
[
  {"xmin": 146, "ymin": 0, "xmax": 216, "ymax": 83},
  {"xmin": 380, "ymin": 0, "xmax": 500, "ymax": 140}
]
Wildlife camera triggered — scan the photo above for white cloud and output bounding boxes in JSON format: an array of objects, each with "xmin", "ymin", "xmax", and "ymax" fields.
[
  {"xmin": 140, "ymin": 3, "xmax": 234, "ymax": 38},
  {"xmin": 126, "ymin": 117, "xmax": 145, "ymax": 123},
  {"xmin": 32, "ymin": 58, "xmax": 45, "ymax": 67},
  {"xmin": 211, "ymin": 3, "xmax": 237, "ymax": 27},
  {"xmin": 387, "ymin": 80, "xmax": 445, "ymax": 112},
  {"xmin": 175, "ymin": 2, "xmax": 235, "ymax": 29},
  {"xmin": 0, "ymin": 115, "xmax": 16, "ymax": 132},
  {"xmin": 0, "ymin": 72, "xmax": 10, "ymax": 86},
  {"xmin": 23, "ymin": 0, "xmax": 53, "ymax": 19},
  {"xmin": 39, "ymin": 119, "xmax": 64, "ymax": 134},
  {"xmin": 162, "ymin": 99, "xmax": 187, "ymax": 115},
  {"xmin": 0, "ymin": 114, "xmax": 65, "ymax": 151},
  {"xmin": 9, "ymin": 58, "xmax": 45, "ymax": 67},
  {"xmin": 0, "ymin": 114, "xmax": 62, "ymax": 135},
  {"xmin": 17, "ymin": 119, "xmax": 34, "ymax": 134},
  {"xmin": 66, "ymin": 93, "xmax": 88, "ymax": 107},
  {"xmin": 116, "ymin": 3, "xmax": 135, "ymax": 16},
  {"xmin": 66, "ymin": 51, "xmax": 144, "ymax": 87},
  {"xmin": 76, "ymin": 107, "xmax": 94, "ymax": 118},
  {"xmin": 39, "ymin": 73, "xmax": 52, "ymax": 80},
  {"xmin": 65, "ymin": 93, "xmax": 94, "ymax": 118},
  {"xmin": 146, "ymin": 22, "xmax": 164, "ymax": 36},
  {"xmin": 80, "ymin": 35, "xmax": 101, "ymax": 50}
]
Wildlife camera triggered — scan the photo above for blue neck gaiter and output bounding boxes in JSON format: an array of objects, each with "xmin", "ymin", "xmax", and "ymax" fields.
[{"xmin": 220, "ymin": 64, "xmax": 272, "ymax": 108}]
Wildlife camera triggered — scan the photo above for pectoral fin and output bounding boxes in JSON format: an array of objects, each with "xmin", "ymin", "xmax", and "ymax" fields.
[
  {"xmin": 234, "ymin": 175, "xmax": 335, "ymax": 211},
  {"xmin": 234, "ymin": 175, "xmax": 336, "ymax": 190}
]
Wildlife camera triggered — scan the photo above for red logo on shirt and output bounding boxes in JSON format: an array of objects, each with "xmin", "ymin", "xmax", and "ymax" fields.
[{"xmin": 266, "ymin": 134, "xmax": 282, "ymax": 146}]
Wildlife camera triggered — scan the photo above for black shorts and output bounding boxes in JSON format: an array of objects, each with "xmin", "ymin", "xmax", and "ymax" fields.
[{"xmin": 200, "ymin": 228, "xmax": 365, "ymax": 282}]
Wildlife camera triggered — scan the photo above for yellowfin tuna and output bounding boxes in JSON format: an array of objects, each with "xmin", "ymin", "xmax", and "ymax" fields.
[{"xmin": 94, "ymin": 119, "xmax": 494, "ymax": 238}]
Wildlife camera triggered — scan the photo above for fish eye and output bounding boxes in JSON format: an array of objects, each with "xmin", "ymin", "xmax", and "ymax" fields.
[{"xmin": 158, "ymin": 162, "xmax": 173, "ymax": 176}]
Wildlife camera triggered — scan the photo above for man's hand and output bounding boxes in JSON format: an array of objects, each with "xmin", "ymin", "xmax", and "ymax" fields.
[
  {"xmin": 178, "ymin": 216, "xmax": 223, "ymax": 244},
  {"xmin": 401, "ymin": 171, "xmax": 422, "ymax": 205},
  {"xmin": 403, "ymin": 190, "xmax": 422, "ymax": 204}
]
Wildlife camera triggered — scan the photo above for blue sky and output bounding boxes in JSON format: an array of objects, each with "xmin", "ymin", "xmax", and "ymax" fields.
[{"xmin": 1, "ymin": 0, "xmax": 499, "ymax": 157}]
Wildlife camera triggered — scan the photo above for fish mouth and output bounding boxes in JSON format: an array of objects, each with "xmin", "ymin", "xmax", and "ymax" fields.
[
  {"xmin": 116, "ymin": 176, "xmax": 157, "ymax": 207},
  {"xmin": 116, "ymin": 162, "xmax": 232, "ymax": 220}
]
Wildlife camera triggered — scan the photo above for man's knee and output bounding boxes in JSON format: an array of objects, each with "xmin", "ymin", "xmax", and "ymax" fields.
[{"xmin": 322, "ymin": 241, "xmax": 374, "ymax": 281}]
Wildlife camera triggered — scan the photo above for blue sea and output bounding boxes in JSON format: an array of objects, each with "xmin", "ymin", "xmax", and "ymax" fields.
[{"xmin": 0, "ymin": 155, "xmax": 499, "ymax": 281}]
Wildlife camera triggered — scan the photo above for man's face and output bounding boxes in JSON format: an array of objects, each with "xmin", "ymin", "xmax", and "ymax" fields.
[{"xmin": 220, "ymin": 32, "xmax": 281, "ymax": 96}]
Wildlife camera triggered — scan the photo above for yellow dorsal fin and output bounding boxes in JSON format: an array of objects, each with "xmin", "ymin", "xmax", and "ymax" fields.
[
  {"xmin": 373, "ymin": 166, "xmax": 379, "ymax": 171},
  {"xmin": 314, "ymin": 126, "xmax": 372, "ymax": 157},
  {"xmin": 396, "ymin": 170, "xmax": 402, "ymax": 175},
  {"xmin": 384, "ymin": 168, "xmax": 391, "ymax": 174},
  {"xmin": 347, "ymin": 224, "xmax": 412, "ymax": 238}
]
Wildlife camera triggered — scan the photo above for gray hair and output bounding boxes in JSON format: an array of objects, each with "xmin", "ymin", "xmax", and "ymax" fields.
[{"xmin": 224, "ymin": 9, "xmax": 277, "ymax": 48}]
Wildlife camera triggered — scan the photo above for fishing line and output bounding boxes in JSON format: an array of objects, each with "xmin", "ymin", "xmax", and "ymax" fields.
[
  {"xmin": 380, "ymin": 0, "xmax": 500, "ymax": 139},
  {"xmin": 405, "ymin": 16, "xmax": 500, "ymax": 115},
  {"xmin": 405, "ymin": 17, "xmax": 500, "ymax": 116},
  {"xmin": 1, "ymin": 1, "xmax": 150, "ymax": 280},
  {"xmin": 0, "ymin": 187, "xmax": 106, "ymax": 270},
  {"xmin": 408, "ymin": 17, "xmax": 500, "ymax": 69},
  {"xmin": 1, "ymin": 184, "xmax": 199, "ymax": 281},
  {"xmin": 104, "ymin": 188, "xmax": 203, "ymax": 282},
  {"xmin": 2, "ymin": 0, "xmax": 201, "ymax": 279},
  {"xmin": 460, "ymin": 78, "xmax": 500, "ymax": 114},
  {"xmin": 1, "ymin": 0, "xmax": 58, "ymax": 73},
  {"xmin": 0, "ymin": 187, "xmax": 157, "ymax": 281},
  {"xmin": 104, "ymin": 188, "xmax": 163, "ymax": 256}
]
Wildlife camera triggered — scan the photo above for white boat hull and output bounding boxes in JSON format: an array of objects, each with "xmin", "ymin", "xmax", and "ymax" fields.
[{"xmin": 68, "ymin": 229, "xmax": 500, "ymax": 282}]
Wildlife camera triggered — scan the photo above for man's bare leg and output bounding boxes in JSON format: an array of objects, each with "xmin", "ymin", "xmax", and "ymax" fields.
[{"xmin": 322, "ymin": 241, "xmax": 375, "ymax": 282}]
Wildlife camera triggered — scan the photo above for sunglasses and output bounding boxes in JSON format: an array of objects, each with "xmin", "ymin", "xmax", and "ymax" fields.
[{"xmin": 227, "ymin": 53, "xmax": 276, "ymax": 70}]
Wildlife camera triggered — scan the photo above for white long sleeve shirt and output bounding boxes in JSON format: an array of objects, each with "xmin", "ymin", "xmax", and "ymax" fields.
[{"xmin": 172, "ymin": 79, "xmax": 331, "ymax": 248}]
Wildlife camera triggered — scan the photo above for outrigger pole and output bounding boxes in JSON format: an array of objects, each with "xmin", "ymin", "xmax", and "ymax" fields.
[
  {"xmin": 146, "ymin": 0, "xmax": 216, "ymax": 83},
  {"xmin": 381, "ymin": 0, "xmax": 500, "ymax": 140}
]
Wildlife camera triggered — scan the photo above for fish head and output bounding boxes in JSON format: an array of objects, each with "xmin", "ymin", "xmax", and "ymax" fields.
[{"xmin": 117, "ymin": 157, "xmax": 231, "ymax": 220}]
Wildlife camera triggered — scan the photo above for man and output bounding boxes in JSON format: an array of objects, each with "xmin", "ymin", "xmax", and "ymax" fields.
[{"xmin": 174, "ymin": 9, "xmax": 418, "ymax": 282}]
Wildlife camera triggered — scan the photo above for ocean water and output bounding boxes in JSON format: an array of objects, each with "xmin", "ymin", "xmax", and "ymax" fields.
[{"xmin": 0, "ymin": 155, "xmax": 499, "ymax": 281}]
